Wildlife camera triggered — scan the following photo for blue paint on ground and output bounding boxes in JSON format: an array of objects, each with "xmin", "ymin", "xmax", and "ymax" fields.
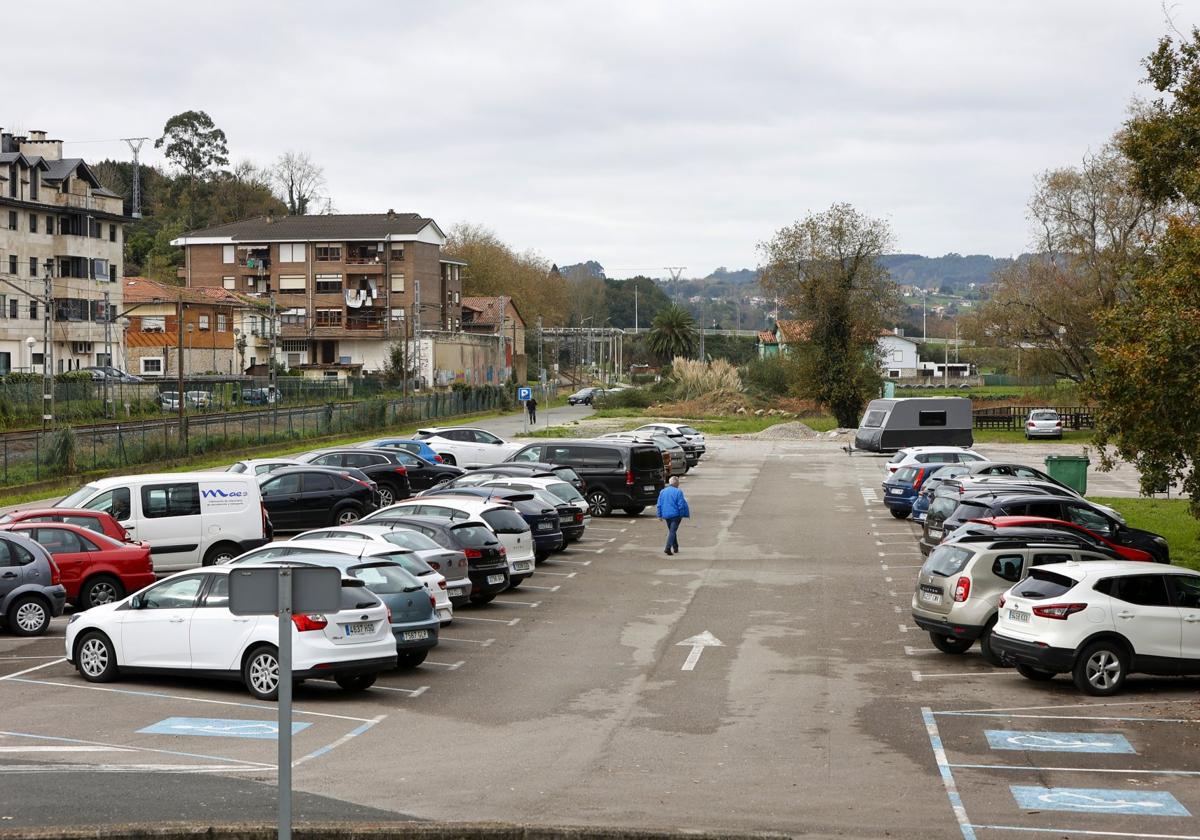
[
  {"xmin": 138, "ymin": 716, "xmax": 311, "ymax": 740},
  {"xmin": 985, "ymin": 730, "xmax": 1135, "ymax": 754},
  {"xmin": 1010, "ymin": 786, "xmax": 1190, "ymax": 816}
]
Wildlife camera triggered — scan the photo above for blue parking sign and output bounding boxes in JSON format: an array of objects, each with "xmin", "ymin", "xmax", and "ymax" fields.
[{"xmin": 517, "ymin": 387, "xmax": 532, "ymax": 401}]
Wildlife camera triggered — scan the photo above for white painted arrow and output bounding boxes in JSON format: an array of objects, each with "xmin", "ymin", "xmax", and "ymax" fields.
[{"xmin": 676, "ymin": 631, "xmax": 724, "ymax": 671}]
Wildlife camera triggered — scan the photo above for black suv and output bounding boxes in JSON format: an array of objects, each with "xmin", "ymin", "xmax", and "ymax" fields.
[
  {"xmin": 505, "ymin": 439, "xmax": 664, "ymax": 517},
  {"xmin": 921, "ymin": 482, "xmax": 1079, "ymax": 557},
  {"xmin": 297, "ymin": 448, "xmax": 418, "ymax": 506},
  {"xmin": 363, "ymin": 515, "xmax": 510, "ymax": 605},
  {"xmin": 258, "ymin": 467, "xmax": 378, "ymax": 532}
]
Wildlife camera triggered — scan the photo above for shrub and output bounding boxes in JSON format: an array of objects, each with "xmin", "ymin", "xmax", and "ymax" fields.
[
  {"xmin": 4, "ymin": 372, "xmax": 40, "ymax": 384},
  {"xmin": 54, "ymin": 371, "xmax": 93, "ymax": 383},
  {"xmin": 670, "ymin": 357, "xmax": 742, "ymax": 401},
  {"xmin": 744, "ymin": 357, "xmax": 790, "ymax": 397},
  {"xmin": 45, "ymin": 426, "xmax": 78, "ymax": 474},
  {"xmin": 597, "ymin": 388, "xmax": 652, "ymax": 409}
]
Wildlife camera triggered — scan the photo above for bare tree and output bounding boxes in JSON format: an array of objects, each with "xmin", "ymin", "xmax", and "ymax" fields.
[{"xmin": 271, "ymin": 151, "xmax": 327, "ymax": 215}]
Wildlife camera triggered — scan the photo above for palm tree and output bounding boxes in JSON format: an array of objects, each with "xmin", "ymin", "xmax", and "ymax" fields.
[{"xmin": 647, "ymin": 304, "xmax": 698, "ymax": 360}]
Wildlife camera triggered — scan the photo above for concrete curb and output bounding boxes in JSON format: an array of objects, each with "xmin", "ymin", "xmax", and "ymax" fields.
[{"xmin": 0, "ymin": 823, "xmax": 791, "ymax": 840}]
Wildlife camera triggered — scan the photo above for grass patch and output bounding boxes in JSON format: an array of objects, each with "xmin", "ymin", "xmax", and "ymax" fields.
[
  {"xmin": 973, "ymin": 429, "xmax": 1094, "ymax": 445},
  {"xmin": 1090, "ymin": 497, "xmax": 1200, "ymax": 571}
]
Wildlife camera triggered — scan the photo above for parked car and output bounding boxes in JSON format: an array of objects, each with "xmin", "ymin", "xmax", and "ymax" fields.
[
  {"xmin": 505, "ymin": 439, "xmax": 665, "ymax": 517},
  {"xmin": 357, "ymin": 438, "xmax": 446, "ymax": 464},
  {"xmin": 296, "ymin": 448, "xmax": 415, "ymax": 507},
  {"xmin": 633, "ymin": 422, "xmax": 706, "ymax": 460},
  {"xmin": 420, "ymin": 488, "xmax": 565, "ymax": 560},
  {"xmin": 226, "ymin": 458, "xmax": 305, "ymax": 476},
  {"xmin": 910, "ymin": 537, "xmax": 1123, "ymax": 665},
  {"xmin": 81, "ymin": 366, "xmax": 142, "ymax": 383},
  {"xmin": 992, "ymin": 561, "xmax": 1200, "ymax": 695},
  {"xmin": 1025, "ymin": 408, "xmax": 1063, "ymax": 439},
  {"xmin": 461, "ymin": 462, "xmax": 587, "ymax": 494},
  {"xmin": 0, "ymin": 531, "xmax": 67, "ymax": 636},
  {"xmin": 948, "ymin": 516, "xmax": 1158, "ymax": 563},
  {"xmin": 881, "ymin": 464, "xmax": 938, "ymax": 519},
  {"xmin": 0, "ymin": 508, "xmax": 130, "ymax": 543},
  {"xmin": 259, "ymin": 467, "xmax": 378, "ymax": 532},
  {"xmin": 364, "ymin": 497, "xmax": 536, "ymax": 587},
  {"xmin": 910, "ymin": 465, "xmax": 973, "ymax": 523},
  {"xmin": 55, "ymin": 472, "xmax": 270, "ymax": 571},
  {"xmin": 961, "ymin": 461, "xmax": 1072, "ymax": 490},
  {"xmin": 158, "ymin": 391, "xmax": 211, "ymax": 411},
  {"xmin": 567, "ymin": 388, "xmax": 601, "ymax": 406},
  {"xmin": 359, "ymin": 516, "xmax": 510, "ymax": 605},
  {"xmin": 940, "ymin": 474, "xmax": 1094, "ymax": 504},
  {"xmin": 0, "ymin": 523, "xmax": 155, "ymax": 608},
  {"xmin": 601, "ymin": 432, "xmax": 687, "ymax": 477},
  {"xmin": 886, "ymin": 446, "xmax": 987, "ymax": 475},
  {"xmin": 470, "ymin": 475, "xmax": 589, "ymax": 543},
  {"xmin": 413, "ymin": 427, "xmax": 523, "ymax": 467},
  {"xmin": 65, "ymin": 566, "xmax": 398, "ymax": 698},
  {"xmin": 239, "ymin": 387, "xmax": 280, "ymax": 406}
]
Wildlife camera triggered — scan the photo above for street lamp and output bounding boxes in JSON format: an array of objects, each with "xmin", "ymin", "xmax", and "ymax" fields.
[{"xmin": 25, "ymin": 336, "xmax": 35, "ymax": 373}]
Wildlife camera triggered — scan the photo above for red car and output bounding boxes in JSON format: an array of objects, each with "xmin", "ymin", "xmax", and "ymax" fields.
[
  {"xmin": 0, "ymin": 523, "xmax": 154, "ymax": 608},
  {"xmin": 972, "ymin": 515, "xmax": 1156, "ymax": 562},
  {"xmin": 0, "ymin": 509, "xmax": 130, "ymax": 543}
]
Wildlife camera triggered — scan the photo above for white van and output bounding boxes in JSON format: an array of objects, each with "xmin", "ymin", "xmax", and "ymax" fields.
[{"xmin": 55, "ymin": 472, "xmax": 270, "ymax": 572}]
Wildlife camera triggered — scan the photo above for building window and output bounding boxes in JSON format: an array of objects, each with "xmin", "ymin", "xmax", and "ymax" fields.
[
  {"xmin": 282, "ymin": 340, "xmax": 308, "ymax": 352},
  {"xmin": 8, "ymin": 255, "xmax": 16, "ymax": 275},
  {"xmin": 109, "ymin": 224, "xmax": 117, "ymax": 242},
  {"xmin": 222, "ymin": 276, "xmax": 235, "ymax": 290},
  {"xmin": 222, "ymin": 245, "xmax": 235, "ymax": 264},
  {"xmin": 278, "ymin": 243, "xmax": 305, "ymax": 263},
  {"xmin": 315, "ymin": 308, "xmax": 342, "ymax": 327},
  {"xmin": 31, "ymin": 352, "xmax": 43, "ymax": 366},
  {"xmin": 315, "ymin": 274, "xmax": 342, "ymax": 294},
  {"xmin": 30, "ymin": 258, "xmax": 38, "ymax": 277},
  {"xmin": 30, "ymin": 171, "xmax": 38, "ymax": 201},
  {"xmin": 391, "ymin": 245, "xmax": 404, "ymax": 261},
  {"xmin": 278, "ymin": 275, "xmax": 306, "ymax": 292},
  {"xmin": 892, "ymin": 350, "xmax": 903, "ymax": 362},
  {"xmin": 198, "ymin": 314, "xmax": 210, "ymax": 331},
  {"xmin": 217, "ymin": 313, "xmax": 227, "ymax": 332},
  {"xmin": 8, "ymin": 299, "xmax": 16, "ymax": 319},
  {"xmin": 91, "ymin": 259, "xmax": 109, "ymax": 280},
  {"xmin": 29, "ymin": 214, "xmax": 37, "ymax": 233},
  {"xmin": 88, "ymin": 218, "xmax": 100, "ymax": 238},
  {"xmin": 7, "ymin": 211, "xmax": 16, "ymax": 231},
  {"xmin": 140, "ymin": 357, "xmax": 163, "ymax": 375},
  {"xmin": 314, "ymin": 243, "xmax": 341, "ymax": 262},
  {"xmin": 29, "ymin": 300, "xmax": 37, "ymax": 320},
  {"xmin": 453, "ymin": 291, "xmax": 460, "ymax": 304},
  {"xmin": 390, "ymin": 307, "xmax": 405, "ymax": 322},
  {"xmin": 47, "ymin": 215, "xmax": 55, "ymax": 234},
  {"xmin": 141, "ymin": 315, "xmax": 166, "ymax": 332},
  {"xmin": 390, "ymin": 273, "xmax": 405, "ymax": 293}
]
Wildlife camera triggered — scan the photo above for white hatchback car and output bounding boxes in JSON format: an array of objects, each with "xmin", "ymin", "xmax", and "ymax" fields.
[
  {"xmin": 992, "ymin": 561, "xmax": 1200, "ymax": 696},
  {"xmin": 414, "ymin": 427, "xmax": 523, "ymax": 468},
  {"xmin": 65, "ymin": 566, "xmax": 397, "ymax": 699},
  {"xmin": 885, "ymin": 446, "xmax": 988, "ymax": 475},
  {"xmin": 364, "ymin": 497, "xmax": 536, "ymax": 586}
]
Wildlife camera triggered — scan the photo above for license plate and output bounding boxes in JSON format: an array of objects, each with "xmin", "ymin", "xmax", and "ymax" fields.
[
  {"xmin": 514, "ymin": 561, "xmax": 532, "ymax": 572},
  {"xmin": 919, "ymin": 590, "xmax": 941, "ymax": 605},
  {"xmin": 1008, "ymin": 609, "xmax": 1030, "ymax": 623},
  {"xmin": 344, "ymin": 622, "xmax": 375, "ymax": 636},
  {"xmin": 449, "ymin": 588, "xmax": 465, "ymax": 598},
  {"xmin": 928, "ymin": 528, "xmax": 943, "ymax": 539},
  {"xmin": 537, "ymin": 522, "xmax": 553, "ymax": 531},
  {"xmin": 644, "ymin": 485, "xmax": 654, "ymax": 491},
  {"xmin": 889, "ymin": 488, "xmax": 904, "ymax": 495},
  {"xmin": 486, "ymin": 574, "xmax": 506, "ymax": 585},
  {"xmin": 402, "ymin": 629, "xmax": 429, "ymax": 641}
]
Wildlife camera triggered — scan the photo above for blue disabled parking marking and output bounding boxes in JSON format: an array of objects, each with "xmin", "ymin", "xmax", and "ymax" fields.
[
  {"xmin": 138, "ymin": 716, "xmax": 311, "ymax": 740},
  {"xmin": 985, "ymin": 730, "xmax": 1135, "ymax": 754},
  {"xmin": 1010, "ymin": 786, "xmax": 1190, "ymax": 816}
]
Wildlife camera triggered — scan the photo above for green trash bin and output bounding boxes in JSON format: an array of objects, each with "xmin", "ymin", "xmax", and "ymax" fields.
[{"xmin": 1044, "ymin": 454, "xmax": 1090, "ymax": 495}]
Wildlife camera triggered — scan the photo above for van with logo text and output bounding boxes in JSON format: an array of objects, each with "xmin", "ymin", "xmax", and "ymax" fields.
[{"xmin": 55, "ymin": 473, "xmax": 270, "ymax": 572}]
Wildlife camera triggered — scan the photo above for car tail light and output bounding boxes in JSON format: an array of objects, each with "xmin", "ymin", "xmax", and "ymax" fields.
[
  {"xmin": 626, "ymin": 469, "xmax": 634, "ymax": 486},
  {"xmin": 348, "ymin": 476, "xmax": 372, "ymax": 489},
  {"xmin": 292, "ymin": 613, "xmax": 328, "ymax": 632},
  {"xmin": 499, "ymin": 546, "xmax": 507, "ymax": 556},
  {"xmin": 1032, "ymin": 603, "xmax": 1087, "ymax": 620},
  {"xmin": 998, "ymin": 595, "xmax": 1006, "ymax": 609},
  {"xmin": 1027, "ymin": 422, "xmax": 1036, "ymax": 428},
  {"xmin": 575, "ymin": 512, "xmax": 584, "ymax": 523},
  {"xmin": 393, "ymin": 466, "xmax": 408, "ymax": 475},
  {"xmin": 1055, "ymin": 421, "xmax": 1063, "ymax": 428},
  {"xmin": 953, "ymin": 576, "xmax": 971, "ymax": 602},
  {"xmin": 438, "ymin": 579, "xmax": 447, "ymax": 590},
  {"xmin": 387, "ymin": 607, "xmax": 393, "ymax": 624},
  {"xmin": 260, "ymin": 503, "xmax": 270, "ymax": 538},
  {"xmin": 912, "ymin": 468, "xmax": 927, "ymax": 490},
  {"xmin": 48, "ymin": 557, "xmax": 61, "ymax": 586},
  {"xmin": 434, "ymin": 454, "xmax": 444, "ymax": 463},
  {"xmin": 463, "ymin": 548, "xmax": 482, "ymax": 559}
]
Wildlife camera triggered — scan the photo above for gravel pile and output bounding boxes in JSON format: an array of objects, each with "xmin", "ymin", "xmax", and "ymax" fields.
[{"xmin": 738, "ymin": 421, "xmax": 820, "ymax": 440}]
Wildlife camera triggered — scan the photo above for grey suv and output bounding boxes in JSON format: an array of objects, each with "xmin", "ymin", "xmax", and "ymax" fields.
[
  {"xmin": 911, "ymin": 538, "xmax": 1121, "ymax": 665},
  {"xmin": 0, "ymin": 532, "xmax": 67, "ymax": 636}
]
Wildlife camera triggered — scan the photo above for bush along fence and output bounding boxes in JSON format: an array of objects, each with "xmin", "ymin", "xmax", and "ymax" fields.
[
  {"xmin": 972, "ymin": 405, "xmax": 1095, "ymax": 430},
  {"xmin": 0, "ymin": 383, "xmax": 555, "ymax": 487}
]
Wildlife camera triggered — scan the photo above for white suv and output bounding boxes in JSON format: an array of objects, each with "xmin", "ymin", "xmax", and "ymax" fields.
[
  {"xmin": 886, "ymin": 446, "xmax": 987, "ymax": 475},
  {"xmin": 414, "ymin": 427, "xmax": 522, "ymax": 467},
  {"xmin": 992, "ymin": 561, "xmax": 1200, "ymax": 696}
]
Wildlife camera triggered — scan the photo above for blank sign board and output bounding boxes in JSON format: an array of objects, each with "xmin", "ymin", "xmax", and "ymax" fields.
[{"xmin": 229, "ymin": 567, "xmax": 342, "ymax": 615}]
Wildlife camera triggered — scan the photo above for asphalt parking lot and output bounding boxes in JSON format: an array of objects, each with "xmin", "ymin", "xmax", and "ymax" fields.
[{"xmin": 1, "ymin": 434, "xmax": 1197, "ymax": 837}]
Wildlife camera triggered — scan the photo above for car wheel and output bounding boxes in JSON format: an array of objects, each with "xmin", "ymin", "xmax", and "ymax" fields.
[
  {"xmin": 398, "ymin": 651, "xmax": 427, "ymax": 669},
  {"xmin": 1073, "ymin": 640, "xmax": 1129, "ymax": 696},
  {"xmin": 81, "ymin": 576, "xmax": 125, "ymax": 608},
  {"xmin": 978, "ymin": 619, "xmax": 1006, "ymax": 667},
  {"xmin": 441, "ymin": 454, "xmax": 457, "ymax": 466},
  {"xmin": 469, "ymin": 592, "xmax": 496, "ymax": 605},
  {"xmin": 586, "ymin": 490, "xmax": 611, "ymax": 517},
  {"xmin": 75, "ymin": 632, "xmax": 119, "ymax": 682},
  {"xmin": 889, "ymin": 508, "xmax": 910, "ymax": 519},
  {"xmin": 1016, "ymin": 664, "xmax": 1056, "ymax": 682},
  {"xmin": 335, "ymin": 673, "xmax": 377, "ymax": 692},
  {"xmin": 377, "ymin": 484, "xmax": 399, "ymax": 508},
  {"xmin": 202, "ymin": 541, "xmax": 239, "ymax": 567},
  {"xmin": 929, "ymin": 632, "xmax": 972, "ymax": 655},
  {"xmin": 335, "ymin": 506, "xmax": 362, "ymax": 526},
  {"xmin": 7, "ymin": 595, "xmax": 49, "ymax": 637},
  {"xmin": 243, "ymin": 645, "xmax": 281, "ymax": 700},
  {"xmin": 623, "ymin": 505, "xmax": 646, "ymax": 516}
]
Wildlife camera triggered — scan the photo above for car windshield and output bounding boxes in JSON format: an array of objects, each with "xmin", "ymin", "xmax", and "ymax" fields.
[
  {"xmin": 482, "ymin": 508, "xmax": 529, "ymax": 534},
  {"xmin": 1013, "ymin": 569, "xmax": 1077, "ymax": 599},
  {"xmin": 1031, "ymin": 411, "xmax": 1059, "ymax": 420},
  {"xmin": 57, "ymin": 485, "xmax": 100, "ymax": 509},
  {"xmin": 929, "ymin": 497, "xmax": 960, "ymax": 518},
  {"xmin": 546, "ymin": 482, "xmax": 584, "ymax": 503},
  {"xmin": 923, "ymin": 545, "xmax": 974, "ymax": 577},
  {"xmin": 895, "ymin": 467, "xmax": 920, "ymax": 483},
  {"xmin": 678, "ymin": 426, "xmax": 700, "ymax": 436},
  {"xmin": 950, "ymin": 501, "xmax": 991, "ymax": 522},
  {"xmin": 554, "ymin": 467, "xmax": 582, "ymax": 483},
  {"xmin": 887, "ymin": 450, "xmax": 908, "ymax": 463},
  {"xmin": 451, "ymin": 523, "xmax": 499, "ymax": 547},
  {"xmin": 374, "ymin": 552, "xmax": 433, "ymax": 576}
]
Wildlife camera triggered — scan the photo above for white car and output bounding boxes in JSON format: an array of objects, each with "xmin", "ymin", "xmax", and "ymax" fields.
[
  {"xmin": 65, "ymin": 566, "xmax": 397, "ymax": 700},
  {"xmin": 885, "ymin": 446, "xmax": 987, "ymax": 475},
  {"xmin": 414, "ymin": 427, "xmax": 523, "ymax": 468},
  {"xmin": 475, "ymin": 476, "xmax": 590, "ymax": 527},
  {"xmin": 226, "ymin": 458, "xmax": 305, "ymax": 476},
  {"xmin": 364, "ymin": 497, "xmax": 536, "ymax": 586},
  {"xmin": 992, "ymin": 561, "xmax": 1200, "ymax": 696},
  {"xmin": 633, "ymin": 422, "xmax": 707, "ymax": 456},
  {"xmin": 290, "ymin": 525, "xmax": 470, "ymax": 620},
  {"xmin": 1025, "ymin": 409, "xmax": 1064, "ymax": 439}
]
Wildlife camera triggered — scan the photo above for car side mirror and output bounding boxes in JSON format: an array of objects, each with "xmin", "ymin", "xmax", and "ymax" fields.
[{"xmin": 130, "ymin": 594, "xmax": 144, "ymax": 609}]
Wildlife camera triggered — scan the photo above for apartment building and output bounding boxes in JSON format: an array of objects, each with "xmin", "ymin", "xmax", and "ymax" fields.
[
  {"xmin": 0, "ymin": 130, "xmax": 127, "ymax": 375},
  {"xmin": 172, "ymin": 212, "xmax": 464, "ymax": 373}
]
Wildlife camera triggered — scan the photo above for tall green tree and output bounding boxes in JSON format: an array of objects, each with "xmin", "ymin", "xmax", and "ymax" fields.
[
  {"xmin": 646, "ymin": 304, "xmax": 697, "ymax": 361},
  {"xmin": 155, "ymin": 110, "xmax": 228, "ymax": 181},
  {"xmin": 758, "ymin": 203, "xmax": 897, "ymax": 427}
]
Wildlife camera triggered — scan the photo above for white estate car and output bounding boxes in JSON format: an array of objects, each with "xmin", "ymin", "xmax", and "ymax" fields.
[
  {"xmin": 991, "ymin": 561, "xmax": 1200, "ymax": 696},
  {"xmin": 364, "ymin": 497, "xmax": 536, "ymax": 586},
  {"xmin": 65, "ymin": 566, "xmax": 396, "ymax": 700},
  {"xmin": 414, "ymin": 427, "xmax": 523, "ymax": 467},
  {"xmin": 885, "ymin": 446, "xmax": 988, "ymax": 475}
]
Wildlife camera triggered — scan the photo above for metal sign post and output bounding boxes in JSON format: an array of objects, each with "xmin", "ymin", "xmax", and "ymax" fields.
[
  {"xmin": 277, "ymin": 568, "xmax": 293, "ymax": 840},
  {"xmin": 517, "ymin": 386, "xmax": 532, "ymax": 434}
]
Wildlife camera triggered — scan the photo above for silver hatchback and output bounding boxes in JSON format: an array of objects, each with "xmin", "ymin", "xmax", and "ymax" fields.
[{"xmin": 1025, "ymin": 409, "xmax": 1063, "ymax": 439}]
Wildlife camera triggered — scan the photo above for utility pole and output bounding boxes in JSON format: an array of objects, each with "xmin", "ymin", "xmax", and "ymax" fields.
[
  {"xmin": 42, "ymin": 267, "xmax": 53, "ymax": 432},
  {"xmin": 634, "ymin": 284, "xmax": 638, "ymax": 333},
  {"xmin": 102, "ymin": 290, "xmax": 112, "ymax": 417},
  {"xmin": 268, "ymin": 294, "xmax": 277, "ymax": 411},
  {"xmin": 536, "ymin": 315, "xmax": 543, "ymax": 382},
  {"xmin": 176, "ymin": 298, "xmax": 185, "ymax": 449},
  {"xmin": 698, "ymin": 298, "xmax": 705, "ymax": 360},
  {"xmin": 122, "ymin": 138, "xmax": 149, "ymax": 219},
  {"xmin": 413, "ymin": 280, "xmax": 422, "ymax": 389}
]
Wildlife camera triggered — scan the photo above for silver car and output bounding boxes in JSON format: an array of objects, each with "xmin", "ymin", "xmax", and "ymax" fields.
[{"xmin": 1025, "ymin": 409, "xmax": 1063, "ymax": 439}]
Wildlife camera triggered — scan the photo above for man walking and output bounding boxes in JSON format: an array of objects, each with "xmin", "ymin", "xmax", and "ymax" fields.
[
  {"xmin": 526, "ymin": 394, "xmax": 538, "ymax": 424},
  {"xmin": 656, "ymin": 475, "xmax": 690, "ymax": 555}
]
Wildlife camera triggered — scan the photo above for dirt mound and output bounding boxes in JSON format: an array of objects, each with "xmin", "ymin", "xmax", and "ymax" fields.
[{"xmin": 738, "ymin": 421, "xmax": 819, "ymax": 440}]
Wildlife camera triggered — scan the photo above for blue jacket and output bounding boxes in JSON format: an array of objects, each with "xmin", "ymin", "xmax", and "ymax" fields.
[{"xmin": 656, "ymin": 485, "xmax": 690, "ymax": 519}]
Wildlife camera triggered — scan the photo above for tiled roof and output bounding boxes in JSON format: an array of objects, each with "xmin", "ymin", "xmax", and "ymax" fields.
[
  {"xmin": 181, "ymin": 213, "xmax": 435, "ymax": 241},
  {"xmin": 757, "ymin": 330, "xmax": 777, "ymax": 344},
  {"xmin": 776, "ymin": 320, "xmax": 811, "ymax": 343},
  {"xmin": 122, "ymin": 277, "xmax": 255, "ymax": 307},
  {"xmin": 461, "ymin": 296, "xmax": 525, "ymax": 327}
]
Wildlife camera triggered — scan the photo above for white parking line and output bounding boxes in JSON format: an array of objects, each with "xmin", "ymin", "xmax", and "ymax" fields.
[
  {"xmin": 0, "ymin": 763, "xmax": 264, "ymax": 775},
  {"xmin": 533, "ymin": 571, "xmax": 577, "ymax": 578},
  {"xmin": 911, "ymin": 670, "xmax": 1010, "ymax": 682},
  {"xmin": 371, "ymin": 685, "xmax": 428, "ymax": 697},
  {"xmin": 439, "ymin": 636, "xmax": 494, "ymax": 646},
  {"xmin": 453, "ymin": 615, "xmax": 522, "ymax": 626},
  {"xmin": 490, "ymin": 599, "xmax": 541, "ymax": 607},
  {"xmin": 552, "ymin": 559, "xmax": 592, "ymax": 566},
  {"xmin": 518, "ymin": 584, "xmax": 560, "ymax": 592},
  {"xmin": 0, "ymin": 745, "xmax": 135, "ymax": 753},
  {"xmin": 568, "ymin": 548, "xmax": 607, "ymax": 554},
  {"xmin": 0, "ymin": 656, "xmax": 66, "ymax": 661},
  {"xmin": 903, "ymin": 646, "xmax": 939, "ymax": 655},
  {"xmin": 0, "ymin": 659, "xmax": 64, "ymax": 681},
  {"xmin": 422, "ymin": 660, "xmax": 465, "ymax": 670}
]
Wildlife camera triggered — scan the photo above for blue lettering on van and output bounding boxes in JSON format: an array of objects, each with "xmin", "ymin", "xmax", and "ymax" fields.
[{"xmin": 201, "ymin": 489, "xmax": 249, "ymax": 499}]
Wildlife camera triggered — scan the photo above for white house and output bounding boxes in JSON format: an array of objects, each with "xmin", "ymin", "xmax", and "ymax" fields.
[{"xmin": 878, "ymin": 332, "xmax": 919, "ymax": 378}]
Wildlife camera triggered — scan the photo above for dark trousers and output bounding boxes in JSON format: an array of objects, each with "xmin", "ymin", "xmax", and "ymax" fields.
[
  {"xmin": 528, "ymin": 407, "xmax": 536, "ymax": 423},
  {"xmin": 664, "ymin": 516, "xmax": 682, "ymax": 552}
]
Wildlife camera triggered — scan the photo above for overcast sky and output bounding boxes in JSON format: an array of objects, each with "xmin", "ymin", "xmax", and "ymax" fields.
[{"xmin": 6, "ymin": 1, "xmax": 1182, "ymax": 278}]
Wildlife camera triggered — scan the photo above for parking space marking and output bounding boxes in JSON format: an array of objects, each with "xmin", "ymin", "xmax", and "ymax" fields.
[
  {"xmin": 935, "ymin": 711, "xmax": 1194, "ymax": 724},
  {"xmin": 903, "ymin": 646, "xmax": 939, "ymax": 655},
  {"xmin": 552, "ymin": 559, "xmax": 592, "ymax": 566},
  {"xmin": 0, "ymin": 745, "xmax": 135, "ymax": 753},
  {"xmin": 1009, "ymin": 786, "xmax": 1190, "ymax": 816},
  {"xmin": 0, "ymin": 728, "xmax": 273, "ymax": 768},
  {"xmin": 967, "ymin": 826, "xmax": 1200, "ymax": 838},
  {"xmin": 534, "ymin": 571, "xmax": 577, "ymax": 577},
  {"xmin": 292, "ymin": 715, "xmax": 385, "ymax": 767},
  {"xmin": 371, "ymin": 685, "xmax": 428, "ymax": 697},
  {"xmin": 921, "ymin": 707, "xmax": 977, "ymax": 840},
  {"xmin": 423, "ymin": 660, "xmax": 465, "ymax": 670},
  {"xmin": 439, "ymin": 636, "xmax": 494, "ymax": 646},
  {"xmin": 0, "ymin": 658, "xmax": 64, "ymax": 681},
  {"xmin": 951, "ymin": 763, "xmax": 1200, "ymax": 777},
  {"xmin": 0, "ymin": 763, "xmax": 264, "ymax": 775},
  {"xmin": 138, "ymin": 717, "xmax": 310, "ymax": 740},
  {"xmin": 912, "ymin": 671, "xmax": 1010, "ymax": 682},
  {"xmin": 935, "ymin": 697, "xmax": 1200, "ymax": 716},
  {"xmin": 454, "ymin": 615, "xmax": 522, "ymax": 626},
  {"xmin": 491, "ymin": 598, "xmax": 540, "ymax": 607},
  {"xmin": 984, "ymin": 730, "xmax": 1135, "ymax": 754},
  {"xmin": 519, "ymin": 584, "xmax": 561, "ymax": 592},
  {"xmin": 569, "ymin": 547, "xmax": 607, "ymax": 554},
  {"xmin": 0, "ymin": 655, "xmax": 67, "ymax": 661}
]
